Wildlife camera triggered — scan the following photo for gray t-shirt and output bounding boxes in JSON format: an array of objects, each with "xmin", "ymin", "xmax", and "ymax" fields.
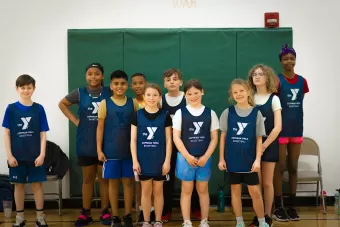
[
  {"xmin": 65, "ymin": 87, "xmax": 103, "ymax": 104},
  {"xmin": 219, "ymin": 106, "xmax": 266, "ymax": 136}
]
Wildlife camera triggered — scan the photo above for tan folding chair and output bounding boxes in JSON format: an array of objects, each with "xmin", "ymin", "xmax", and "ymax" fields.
[{"xmin": 283, "ymin": 137, "xmax": 326, "ymax": 213}]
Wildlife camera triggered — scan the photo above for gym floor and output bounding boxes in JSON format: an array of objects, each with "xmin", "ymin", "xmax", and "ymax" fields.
[{"xmin": 0, "ymin": 207, "xmax": 339, "ymax": 226}]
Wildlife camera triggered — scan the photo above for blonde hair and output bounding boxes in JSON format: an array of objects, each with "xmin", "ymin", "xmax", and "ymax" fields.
[
  {"xmin": 247, "ymin": 64, "xmax": 278, "ymax": 94},
  {"xmin": 228, "ymin": 78, "xmax": 255, "ymax": 106},
  {"xmin": 143, "ymin": 83, "xmax": 162, "ymax": 108},
  {"xmin": 144, "ymin": 83, "xmax": 162, "ymax": 96}
]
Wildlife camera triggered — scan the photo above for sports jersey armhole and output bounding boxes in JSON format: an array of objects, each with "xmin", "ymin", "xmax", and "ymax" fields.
[
  {"xmin": 271, "ymin": 95, "xmax": 282, "ymax": 111},
  {"xmin": 76, "ymin": 88, "xmax": 81, "ymax": 103},
  {"xmin": 135, "ymin": 110, "xmax": 139, "ymax": 127},
  {"xmin": 162, "ymin": 94, "xmax": 167, "ymax": 106}
]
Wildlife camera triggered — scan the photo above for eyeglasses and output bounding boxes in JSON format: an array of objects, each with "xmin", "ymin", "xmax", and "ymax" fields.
[{"xmin": 252, "ymin": 72, "xmax": 265, "ymax": 77}]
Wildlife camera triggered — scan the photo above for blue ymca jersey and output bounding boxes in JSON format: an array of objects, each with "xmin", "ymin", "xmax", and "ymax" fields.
[
  {"xmin": 2, "ymin": 102, "xmax": 49, "ymax": 163},
  {"xmin": 103, "ymin": 97, "xmax": 134, "ymax": 159},
  {"xmin": 76, "ymin": 86, "xmax": 111, "ymax": 157},
  {"xmin": 278, "ymin": 74, "xmax": 304, "ymax": 137},
  {"xmin": 137, "ymin": 109, "xmax": 167, "ymax": 176},
  {"xmin": 181, "ymin": 106, "xmax": 211, "ymax": 157},
  {"xmin": 162, "ymin": 94, "xmax": 186, "ymax": 118},
  {"xmin": 225, "ymin": 106, "xmax": 257, "ymax": 172},
  {"xmin": 256, "ymin": 94, "xmax": 279, "ymax": 158}
]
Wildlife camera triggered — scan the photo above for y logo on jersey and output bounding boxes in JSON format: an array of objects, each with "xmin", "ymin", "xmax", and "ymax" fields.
[
  {"xmin": 91, "ymin": 102, "xmax": 100, "ymax": 114},
  {"xmin": 20, "ymin": 117, "xmax": 31, "ymax": 130},
  {"xmin": 116, "ymin": 112, "xmax": 125, "ymax": 122},
  {"xmin": 236, "ymin": 122, "xmax": 248, "ymax": 135},
  {"xmin": 290, "ymin": 89, "xmax": 299, "ymax": 101},
  {"xmin": 193, "ymin": 122, "xmax": 203, "ymax": 135},
  {"xmin": 146, "ymin": 127, "xmax": 157, "ymax": 140}
]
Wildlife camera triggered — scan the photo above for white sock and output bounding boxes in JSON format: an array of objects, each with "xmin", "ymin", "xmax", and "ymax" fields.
[
  {"xmin": 236, "ymin": 216, "xmax": 243, "ymax": 224},
  {"xmin": 151, "ymin": 207, "xmax": 155, "ymax": 211},
  {"xmin": 258, "ymin": 217, "xmax": 265, "ymax": 225},
  {"xmin": 139, "ymin": 206, "xmax": 142, "ymax": 211},
  {"xmin": 17, "ymin": 211, "xmax": 24, "ymax": 219}
]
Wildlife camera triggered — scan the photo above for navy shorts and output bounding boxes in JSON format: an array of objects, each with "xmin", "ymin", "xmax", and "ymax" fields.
[
  {"xmin": 261, "ymin": 138, "xmax": 279, "ymax": 162},
  {"xmin": 102, "ymin": 159, "xmax": 134, "ymax": 179},
  {"xmin": 9, "ymin": 165, "xmax": 47, "ymax": 184}
]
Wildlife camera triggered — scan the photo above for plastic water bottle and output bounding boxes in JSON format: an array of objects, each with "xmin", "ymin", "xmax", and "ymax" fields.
[
  {"xmin": 320, "ymin": 190, "xmax": 327, "ymax": 211},
  {"xmin": 217, "ymin": 185, "xmax": 225, "ymax": 212},
  {"xmin": 134, "ymin": 170, "xmax": 139, "ymax": 182},
  {"xmin": 334, "ymin": 191, "xmax": 338, "ymax": 207},
  {"xmin": 336, "ymin": 189, "xmax": 340, "ymax": 215}
]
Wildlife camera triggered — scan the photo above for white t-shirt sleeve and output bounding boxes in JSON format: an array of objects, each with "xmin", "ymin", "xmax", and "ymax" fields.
[
  {"xmin": 272, "ymin": 95, "xmax": 282, "ymax": 112},
  {"xmin": 172, "ymin": 109, "xmax": 182, "ymax": 131},
  {"xmin": 210, "ymin": 110, "xmax": 220, "ymax": 131}
]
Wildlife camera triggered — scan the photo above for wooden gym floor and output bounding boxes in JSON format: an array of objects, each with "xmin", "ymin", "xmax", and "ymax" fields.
[{"xmin": 0, "ymin": 207, "xmax": 339, "ymax": 226}]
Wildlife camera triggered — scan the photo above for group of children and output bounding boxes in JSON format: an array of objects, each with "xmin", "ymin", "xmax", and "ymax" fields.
[{"xmin": 3, "ymin": 44, "xmax": 308, "ymax": 227}]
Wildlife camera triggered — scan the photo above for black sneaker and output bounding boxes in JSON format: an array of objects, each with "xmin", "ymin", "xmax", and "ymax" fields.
[
  {"xmin": 137, "ymin": 210, "xmax": 144, "ymax": 225},
  {"xmin": 74, "ymin": 209, "xmax": 93, "ymax": 226},
  {"xmin": 150, "ymin": 210, "xmax": 156, "ymax": 224},
  {"xmin": 100, "ymin": 209, "xmax": 112, "ymax": 226},
  {"xmin": 36, "ymin": 215, "xmax": 48, "ymax": 227},
  {"xmin": 286, "ymin": 207, "xmax": 300, "ymax": 221},
  {"xmin": 264, "ymin": 215, "xmax": 272, "ymax": 227},
  {"xmin": 272, "ymin": 207, "xmax": 289, "ymax": 222},
  {"xmin": 111, "ymin": 216, "xmax": 122, "ymax": 227},
  {"xmin": 123, "ymin": 214, "xmax": 133, "ymax": 227},
  {"xmin": 248, "ymin": 216, "xmax": 259, "ymax": 227}
]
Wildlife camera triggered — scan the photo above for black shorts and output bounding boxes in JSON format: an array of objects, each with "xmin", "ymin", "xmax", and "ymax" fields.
[
  {"xmin": 139, "ymin": 174, "xmax": 170, "ymax": 182},
  {"xmin": 228, "ymin": 172, "xmax": 259, "ymax": 186},
  {"xmin": 77, "ymin": 156, "xmax": 103, "ymax": 167}
]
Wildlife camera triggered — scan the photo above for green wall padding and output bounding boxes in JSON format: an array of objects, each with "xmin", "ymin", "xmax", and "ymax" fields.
[
  {"xmin": 237, "ymin": 28, "xmax": 293, "ymax": 79},
  {"xmin": 67, "ymin": 28, "xmax": 292, "ymax": 197},
  {"xmin": 124, "ymin": 29, "xmax": 180, "ymax": 95}
]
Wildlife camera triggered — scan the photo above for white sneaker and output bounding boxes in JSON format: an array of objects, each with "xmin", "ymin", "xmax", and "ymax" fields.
[
  {"xmin": 260, "ymin": 222, "xmax": 269, "ymax": 227},
  {"xmin": 236, "ymin": 222, "xmax": 245, "ymax": 227},
  {"xmin": 36, "ymin": 214, "xmax": 48, "ymax": 227},
  {"xmin": 182, "ymin": 220, "xmax": 193, "ymax": 227},
  {"xmin": 199, "ymin": 218, "xmax": 209, "ymax": 227},
  {"xmin": 142, "ymin": 222, "xmax": 152, "ymax": 227},
  {"xmin": 13, "ymin": 215, "xmax": 26, "ymax": 227}
]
